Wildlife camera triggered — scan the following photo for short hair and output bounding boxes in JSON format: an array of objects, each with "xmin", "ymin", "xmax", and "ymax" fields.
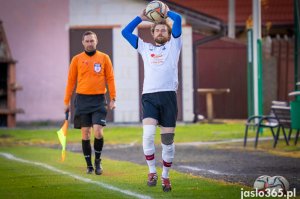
[
  {"xmin": 150, "ymin": 21, "xmax": 172, "ymax": 35},
  {"xmin": 82, "ymin": 31, "xmax": 97, "ymax": 41}
]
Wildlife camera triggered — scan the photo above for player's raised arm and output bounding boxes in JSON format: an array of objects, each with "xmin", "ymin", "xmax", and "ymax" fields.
[
  {"xmin": 121, "ymin": 10, "xmax": 149, "ymax": 49},
  {"xmin": 121, "ymin": 17, "xmax": 141, "ymax": 49},
  {"xmin": 167, "ymin": 10, "xmax": 182, "ymax": 38}
]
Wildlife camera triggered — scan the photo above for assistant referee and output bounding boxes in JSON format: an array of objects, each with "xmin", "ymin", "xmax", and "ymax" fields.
[{"xmin": 64, "ymin": 31, "xmax": 116, "ymax": 175}]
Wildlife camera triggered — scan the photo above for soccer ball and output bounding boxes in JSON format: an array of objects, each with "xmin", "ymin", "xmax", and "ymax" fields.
[
  {"xmin": 145, "ymin": 1, "xmax": 168, "ymax": 22},
  {"xmin": 253, "ymin": 175, "xmax": 271, "ymax": 191},
  {"xmin": 266, "ymin": 176, "xmax": 289, "ymax": 193}
]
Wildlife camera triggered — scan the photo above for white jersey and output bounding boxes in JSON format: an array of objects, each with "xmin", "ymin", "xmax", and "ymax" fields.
[{"xmin": 137, "ymin": 35, "xmax": 182, "ymax": 94}]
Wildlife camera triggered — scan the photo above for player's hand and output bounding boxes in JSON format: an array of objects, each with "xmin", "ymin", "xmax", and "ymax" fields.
[
  {"xmin": 64, "ymin": 105, "xmax": 70, "ymax": 113},
  {"xmin": 140, "ymin": 9, "xmax": 151, "ymax": 22},
  {"xmin": 165, "ymin": 5, "xmax": 170, "ymax": 17},
  {"xmin": 109, "ymin": 100, "xmax": 116, "ymax": 110}
]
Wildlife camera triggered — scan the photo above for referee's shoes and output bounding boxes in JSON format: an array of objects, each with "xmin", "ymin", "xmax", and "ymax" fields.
[
  {"xmin": 86, "ymin": 166, "xmax": 94, "ymax": 174},
  {"xmin": 95, "ymin": 159, "xmax": 103, "ymax": 175}
]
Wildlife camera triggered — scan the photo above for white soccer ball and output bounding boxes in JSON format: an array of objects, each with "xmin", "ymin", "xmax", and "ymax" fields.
[
  {"xmin": 266, "ymin": 176, "xmax": 289, "ymax": 193},
  {"xmin": 253, "ymin": 175, "xmax": 271, "ymax": 191},
  {"xmin": 145, "ymin": 1, "xmax": 168, "ymax": 22}
]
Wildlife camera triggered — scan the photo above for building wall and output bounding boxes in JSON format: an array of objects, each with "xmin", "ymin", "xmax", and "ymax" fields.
[
  {"xmin": 113, "ymin": 27, "xmax": 140, "ymax": 122},
  {"xmin": 69, "ymin": 0, "xmax": 147, "ymax": 26},
  {"xmin": 0, "ymin": 0, "xmax": 69, "ymax": 122},
  {"xmin": 195, "ymin": 35, "xmax": 248, "ymax": 119},
  {"xmin": 182, "ymin": 26, "xmax": 194, "ymax": 121}
]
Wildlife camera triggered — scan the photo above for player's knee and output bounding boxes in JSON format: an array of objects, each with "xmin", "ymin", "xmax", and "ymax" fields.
[
  {"xmin": 143, "ymin": 125, "xmax": 156, "ymax": 155},
  {"xmin": 161, "ymin": 133, "xmax": 174, "ymax": 145},
  {"xmin": 143, "ymin": 125, "xmax": 156, "ymax": 140}
]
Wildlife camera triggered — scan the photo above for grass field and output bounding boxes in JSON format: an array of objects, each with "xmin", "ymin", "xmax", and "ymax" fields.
[
  {"xmin": 0, "ymin": 146, "xmax": 246, "ymax": 199},
  {"xmin": 0, "ymin": 123, "xmax": 277, "ymax": 145},
  {"xmin": 0, "ymin": 123, "xmax": 299, "ymax": 199}
]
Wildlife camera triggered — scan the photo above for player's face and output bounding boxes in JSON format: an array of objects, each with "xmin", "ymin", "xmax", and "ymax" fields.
[
  {"xmin": 153, "ymin": 24, "xmax": 170, "ymax": 45},
  {"xmin": 82, "ymin": 34, "xmax": 98, "ymax": 52}
]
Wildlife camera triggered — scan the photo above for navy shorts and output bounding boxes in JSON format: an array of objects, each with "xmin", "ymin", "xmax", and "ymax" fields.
[
  {"xmin": 141, "ymin": 91, "xmax": 178, "ymax": 127},
  {"xmin": 74, "ymin": 94, "xmax": 107, "ymax": 129},
  {"xmin": 75, "ymin": 108, "xmax": 107, "ymax": 128}
]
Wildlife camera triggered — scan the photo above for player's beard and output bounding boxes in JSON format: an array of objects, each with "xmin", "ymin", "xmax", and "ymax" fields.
[{"xmin": 154, "ymin": 35, "xmax": 169, "ymax": 45}]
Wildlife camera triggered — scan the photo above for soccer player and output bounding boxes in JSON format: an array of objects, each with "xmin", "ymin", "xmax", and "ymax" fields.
[
  {"xmin": 122, "ymin": 7, "xmax": 182, "ymax": 192},
  {"xmin": 64, "ymin": 31, "xmax": 116, "ymax": 175}
]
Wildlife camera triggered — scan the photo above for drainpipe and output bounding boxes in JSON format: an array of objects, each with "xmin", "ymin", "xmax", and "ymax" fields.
[
  {"xmin": 294, "ymin": 0, "xmax": 300, "ymax": 95},
  {"xmin": 193, "ymin": 30, "xmax": 225, "ymax": 122}
]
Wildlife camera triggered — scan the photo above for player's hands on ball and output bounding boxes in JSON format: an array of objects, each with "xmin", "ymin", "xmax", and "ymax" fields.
[
  {"xmin": 140, "ymin": 9, "xmax": 151, "ymax": 21},
  {"xmin": 144, "ymin": 1, "xmax": 169, "ymax": 22},
  {"xmin": 165, "ymin": 5, "xmax": 169, "ymax": 18}
]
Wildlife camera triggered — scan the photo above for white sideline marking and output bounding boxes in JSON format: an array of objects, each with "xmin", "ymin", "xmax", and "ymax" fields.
[
  {"xmin": 176, "ymin": 137, "xmax": 274, "ymax": 146},
  {"xmin": 179, "ymin": 165, "xmax": 233, "ymax": 175},
  {"xmin": 0, "ymin": 152, "xmax": 151, "ymax": 199}
]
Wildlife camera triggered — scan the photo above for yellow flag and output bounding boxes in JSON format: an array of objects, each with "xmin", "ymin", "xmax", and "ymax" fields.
[{"xmin": 57, "ymin": 112, "xmax": 69, "ymax": 161}]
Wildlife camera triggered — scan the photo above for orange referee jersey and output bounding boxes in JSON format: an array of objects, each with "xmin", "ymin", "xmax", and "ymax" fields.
[{"xmin": 64, "ymin": 51, "xmax": 116, "ymax": 105}]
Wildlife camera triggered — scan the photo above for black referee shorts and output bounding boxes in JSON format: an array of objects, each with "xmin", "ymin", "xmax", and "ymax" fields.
[
  {"xmin": 141, "ymin": 91, "xmax": 178, "ymax": 127},
  {"xmin": 74, "ymin": 94, "xmax": 107, "ymax": 129}
]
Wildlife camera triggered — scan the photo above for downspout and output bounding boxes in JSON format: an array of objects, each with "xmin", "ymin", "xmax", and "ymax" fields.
[
  {"xmin": 294, "ymin": 0, "xmax": 300, "ymax": 93},
  {"xmin": 193, "ymin": 29, "xmax": 225, "ymax": 122}
]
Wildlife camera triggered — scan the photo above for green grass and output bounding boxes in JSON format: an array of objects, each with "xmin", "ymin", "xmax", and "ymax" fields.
[
  {"xmin": 0, "ymin": 124, "xmax": 299, "ymax": 199},
  {"xmin": 0, "ymin": 146, "xmax": 245, "ymax": 199},
  {"xmin": 0, "ymin": 123, "xmax": 275, "ymax": 145},
  {"xmin": 0, "ymin": 124, "xmax": 298, "ymax": 158}
]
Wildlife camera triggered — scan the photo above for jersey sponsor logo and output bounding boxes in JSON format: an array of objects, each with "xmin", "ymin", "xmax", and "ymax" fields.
[
  {"xmin": 150, "ymin": 53, "xmax": 163, "ymax": 58},
  {"xmin": 94, "ymin": 63, "xmax": 101, "ymax": 73},
  {"xmin": 150, "ymin": 53, "xmax": 164, "ymax": 65}
]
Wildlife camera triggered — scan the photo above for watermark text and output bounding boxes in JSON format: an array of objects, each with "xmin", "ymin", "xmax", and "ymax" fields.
[{"xmin": 241, "ymin": 188, "xmax": 297, "ymax": 199}]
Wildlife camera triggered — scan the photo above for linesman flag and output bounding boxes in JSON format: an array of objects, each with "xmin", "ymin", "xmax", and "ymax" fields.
[{"xmin": 57, "ymin": 112, "xmax": 69, "ymax": 162}]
